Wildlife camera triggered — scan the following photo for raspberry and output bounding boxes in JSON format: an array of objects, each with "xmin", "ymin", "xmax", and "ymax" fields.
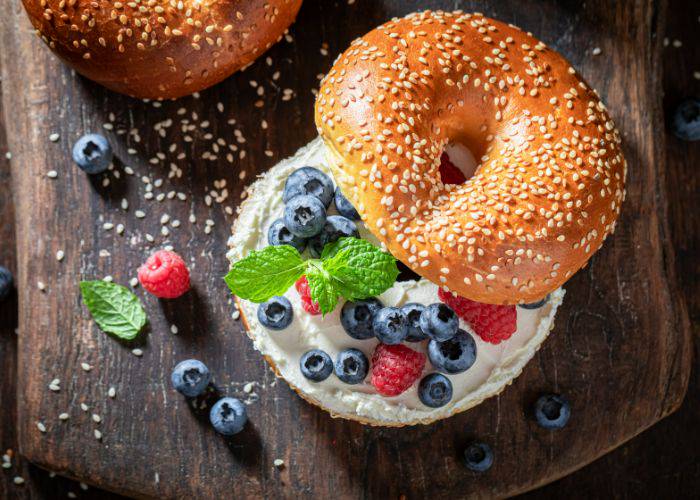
[
  {"xmin": 439, "ymin": 152, "xmax": 466, "ymax": 185},
  {"xmin": 138, "ymin": 250, "xmax": 190, "ymax": 298},
  {"xmin": 370, "ymin": 344, "xmax": 426, "ymax": 397},
  {"xmin": 294, "ymin": 276, "xmax": 321, "ymax": 315},
  {"xmin": 438, "ymin": 288, "xmax": 517, "ymax": 344}
]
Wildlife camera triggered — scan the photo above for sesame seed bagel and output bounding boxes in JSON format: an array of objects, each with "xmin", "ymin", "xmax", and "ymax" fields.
[
  {"xmin": 315, "ymin": 11, "xmax": 626, "ymax": 305},
  {"xmin": 21, "ymin": 0, "xmax": 302, "ymax": 99}
]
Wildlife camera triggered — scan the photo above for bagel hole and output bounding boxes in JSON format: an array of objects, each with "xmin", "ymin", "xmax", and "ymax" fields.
[{"xmin": 440, "ymin": 143, "xmax": 477, "ymax": 185}]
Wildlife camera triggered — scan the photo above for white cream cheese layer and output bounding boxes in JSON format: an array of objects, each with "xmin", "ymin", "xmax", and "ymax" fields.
[{"xmin": 227, "ymin": 137, "xmax": 564, "ymax": 425}]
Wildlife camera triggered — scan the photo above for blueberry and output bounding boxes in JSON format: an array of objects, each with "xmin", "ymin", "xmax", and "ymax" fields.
[
  {"xmin": 209, "ymin": 397, "xmax": 247, "ymax": 436},
  {"xmin": 284, "ymin": 195, "xmax": 327, "ymax": 238},
  {"xmin": 333, "ymin": 187, "xmax": 360, "ymax": 220},
  {"xmin": 419, "ymin": 303, "xmax": 459, "ymax": 341},
  {"xmin": 300, "ymin": 349, "xmax": 333, "ymax": 382},
  {"xmin": 534, "ymin": 394, "xmax": 571, "ymax": 429},
  {"xmin": 257, "ymin": 296, "xmax": 293, "ymax": 330},
  {"xmin": 520, "ymin": 294, "xmax": 550, "ymax": 310},
  {"xmin": 283, "ymin": 166, "xmax": 334, "ymax": 207},
  {"xmin": 428, "ymin": 329, "xmax": 477, "ymax": 374},
  {"xmin": 671, "ymin": 98, "xmax": 700, "ymax": 141},
  {"xmin": 334, "ymin": 348, "xmax": 369, "ymax": 384},
  {"xmin": 372, "ymin": 307, "xmax": 408, "ymax": 345},
  {"xmin": 170, "ymin": 359, "xmax": 211, "ymax": 397},
  {"xmin": 267, "ymin": 218, "xmax": 307, "ymax": 253},
  {"xmin": 340, "ymin": 298, "xmax": 383, "ymax": 339},
  {"xmin": 72, "ymin": 134, "xmax": 113, "ymax": 174},
  {"xmin": 396, "ymin": 260, "xmax": 421, "ymax": 282},
  {"xmin": 463, "ymin": 443, "xmax": 494, "ymax": 472},
  {"xmin": 402, "ymin": 303, "xmax": 428, "ymax": 342},
  {"xmin": 0, "ymin": 266, "xmax": 13, "ymax": 302},
  {"xmin": 418, "ymin": 373, "xmax": 453, "ymax": 408},
  {"xmin": 308, "ymin": 215, "xmax": 359, "ymax": 257}
]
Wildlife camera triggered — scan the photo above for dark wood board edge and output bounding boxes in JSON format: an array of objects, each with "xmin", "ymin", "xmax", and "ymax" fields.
[{"xmin": 0, "ymin": 0, "xmax": 694, "ymax": 498}]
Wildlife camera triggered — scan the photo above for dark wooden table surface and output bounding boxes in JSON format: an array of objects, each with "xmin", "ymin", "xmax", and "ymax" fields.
[{"xmin": 0, "ymin": 0, "xmax": 698, "ymax": 498}]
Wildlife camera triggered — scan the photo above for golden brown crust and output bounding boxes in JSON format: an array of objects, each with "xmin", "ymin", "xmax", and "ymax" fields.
[
  {"xmin": 315, "ymin": 11, "xmax": 626, "ymax": 304},
  {"xmin": 21, "ymin": 0, "xmax": 303, "ymax": 99}
]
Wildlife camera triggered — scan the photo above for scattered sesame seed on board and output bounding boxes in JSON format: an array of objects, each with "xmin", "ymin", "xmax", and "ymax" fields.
[
  {"xmin": 81, "ymin": 363, "xmax": 92, "ymax": 372},
  {"xmin": 131, "ymin": 348, "xmax": 143, "ymax": 357},
  {"xmin": 108, "ymin": 387, "xmax": 116, "ymax": 399},
  {"xmin": 13, "ymin": 476, "xmax": 25, "ymax": 485},
  {"xmin": 59, "ymin": 413, "xmax": 69, "ymax": 421},
  {"xmin": 273, "ymin": 459, "xmax": 285, "ymax": 468},
  {"xmin": 37, "ymin": 422, "xmax": 47, "ymax": 433}
]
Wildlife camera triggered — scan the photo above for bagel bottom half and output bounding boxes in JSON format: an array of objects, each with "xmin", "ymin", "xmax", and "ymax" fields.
[{"xmin": 227, "ymin": 138, "xmax": 564, "ymax": 426}]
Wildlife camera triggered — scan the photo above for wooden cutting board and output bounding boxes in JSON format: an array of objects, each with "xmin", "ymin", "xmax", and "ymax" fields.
[{"xmin": 1, "ymin": 0, "xmax": 691, "ymax": 497}]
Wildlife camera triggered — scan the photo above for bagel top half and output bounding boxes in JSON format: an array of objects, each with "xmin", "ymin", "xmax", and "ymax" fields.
[{"xmin": 314, "ymin": 10, "xmax": 626, "ymax": 305}]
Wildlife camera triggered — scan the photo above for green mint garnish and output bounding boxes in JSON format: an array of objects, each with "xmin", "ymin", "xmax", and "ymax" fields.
[
  {"xmin": 224, "ymin": 245, "xmax": 306, "ymax": 302},
  {"xmin": 79, "ymin": 280, "xmax": 147, "ymax": 340},
  {"xmin": 225, "ymin": 237, "xmax": 399, "ymax": 315}
]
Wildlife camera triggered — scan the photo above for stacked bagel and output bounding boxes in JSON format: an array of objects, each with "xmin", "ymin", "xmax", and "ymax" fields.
[{"xmin": 231, "ymin": 10, "xmax": 626, "ymax": 426}]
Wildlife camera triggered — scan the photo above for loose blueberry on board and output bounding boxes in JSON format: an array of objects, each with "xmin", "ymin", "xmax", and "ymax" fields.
[
  {"xmin": 307, "ymin": 215, "xmax": 359, "ymax": 258},
  {"xmin": 340, "ymin": 298, "xmax": 383, "ymax": 340},
  {"xmin": 267, "ymin": 218, "xmax": 307, "ymax": 253},
  {"xmin": 419, "ymin": 303, "xmax": 459, "ymax": 341},
  {"xmin": 428, "ymin": 329, "xmax": 477, "ymax": 374},
  {"xmin": 209, "ymin": 397, "xmax": 248, "ymax": 436},
  {"xmin": 333, "ymin": 187, "xmax": 360, "ymax": 220},
  {"xmin": 171, "ymin": 359, "xmax": 211, "ymax": 397},
  {"xmin": 257, "ymin": 296, "xmax": 293, "ymax": 330},
  {"xmin": 418, "ymin": 373, "xmax": 453, "ymax": 408},
  {"xmin": 300, "ymin": 349, "xmax": 333, "ymax": 382},
  {"xmin": 519, "ymin": 294, "xmax": 550, "ymax": 310},
  {"xmin": 402, "ymin": 303, "xmax": 428, "ymax": 342},
  {"xmin": 0, "ymin": 266, "xmax": 13, "ymax": 302},
  {"xmin": 284, "ymin": 195, "xmax": 327, "ymax": 238},
  {"xmin": 671, "ymin": 98, "xmax": 700, "ymax": 141},
  {"xmin": 282, "ymin": 166, "xmax": 335, "ymax": 207},
  {"xmin": 534, "ymin": 394, "xmax": 571, "ymax": 429},
  {"xmin": 463, "ymin": 443, "xmax": 494, "ymax": 472},
  {"xmin": 71, "ymin": 133, "xmax": 113, "ymax": 174},
  {"xmin": 334, "ymin": 348, "xmax": 369, "ymax": 384},
  {"xmin": 372, "ymin": 307, "xmax": 408, "ymax": 345}
]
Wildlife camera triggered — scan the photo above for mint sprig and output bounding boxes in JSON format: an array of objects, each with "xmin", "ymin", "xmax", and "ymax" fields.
[
  {"xmin": 80, "ymin": 280, "xmax": 147, "ymax": 340},
  {"xmin": 225, "ymin": 237, "xmax": 399, "ymax": 315}
]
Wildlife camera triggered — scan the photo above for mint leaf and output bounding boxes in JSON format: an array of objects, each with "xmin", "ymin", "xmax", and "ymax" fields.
[
  {"xmin": 322, "ymin": 237, "xmax": 399, "ymax": 300},
  {"xmin": 225, "ymin": 245, "xmax": 306, "ymax": 302},
  {"xmin": 80, "ymin": 280, "xmax": 147, "ymax": 340},
  {"xmin": 306, "ymin": 261, "xmax": 340, "ymax": 315}
]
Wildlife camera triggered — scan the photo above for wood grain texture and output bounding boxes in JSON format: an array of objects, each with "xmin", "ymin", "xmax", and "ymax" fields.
[{"xmin": 0, "ymin": 1, "xmax": 691, "ymax": 498}]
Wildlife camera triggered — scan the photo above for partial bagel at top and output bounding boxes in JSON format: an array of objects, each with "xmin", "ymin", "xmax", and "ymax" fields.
[
  {"xmin": 21, "ymin": 0, "xmax": 303, "ymax": 99},
  {"xmin": 315, "ymin": 10, "xmax": 626, "ymax": 305}
]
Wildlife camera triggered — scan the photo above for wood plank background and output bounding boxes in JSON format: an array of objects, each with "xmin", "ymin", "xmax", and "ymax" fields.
[{"xmin": 0, "ymin": 0, "xmax": 696, "ymax": 498}]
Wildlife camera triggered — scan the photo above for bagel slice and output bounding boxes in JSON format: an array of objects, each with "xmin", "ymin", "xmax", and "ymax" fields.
[{"xmin": 227, "ymin": 138, "xmax": 564, "ymax": 426}]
